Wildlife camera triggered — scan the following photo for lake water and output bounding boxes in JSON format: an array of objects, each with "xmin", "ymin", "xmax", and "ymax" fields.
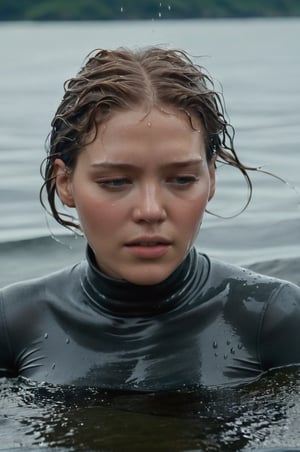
[{"xmin": 0, "ymin": 18, "xmax": 300, "ymax": 451}]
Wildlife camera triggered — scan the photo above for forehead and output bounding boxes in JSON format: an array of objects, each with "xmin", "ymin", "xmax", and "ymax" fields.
[
  {"xmin": 101, "ymin": 104, "xmax": 203, "ymax": 131},
  {"xmin": 100, "ymin": 106, "xmax": 203, "ymax": 143},
  {"xmin": 80, "ymin": 106, "xmax": 207, "ymax": 165}
]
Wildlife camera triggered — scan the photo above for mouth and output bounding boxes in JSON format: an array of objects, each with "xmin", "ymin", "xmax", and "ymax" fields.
[
  {"xmin": 127, "ymin": 241, "xmax": 169, "ymax": 247},
  {"xmin": 125, "ymin": 238, "xmax": 171, "ymax": 258},
  {"xmin": 126, "ymin": 237, "xmax": 172, "ymax": 247}
]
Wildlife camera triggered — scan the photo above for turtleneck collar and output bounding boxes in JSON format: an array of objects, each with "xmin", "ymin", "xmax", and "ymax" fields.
[{"xmin": 80, "ymin": 246, "xmax": 208, "ymax": 317}]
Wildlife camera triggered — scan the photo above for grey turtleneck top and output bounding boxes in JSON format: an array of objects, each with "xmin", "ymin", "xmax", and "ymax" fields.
[{"xmin": 0, "ymin": 247, "xmax": 300, "ymax": 390}]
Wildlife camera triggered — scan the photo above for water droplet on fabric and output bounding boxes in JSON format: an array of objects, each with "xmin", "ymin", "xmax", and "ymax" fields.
[
  {"xmin": 212, "ymin": 341, "xmax": 218, "ymax": 349},
  {"xmin": 44, "ymin": 333, "xmax": 48, "ymax": 339},
  {"xmin": 238, "ymin": 343, "xmax": 243, "ymax": 350},
  {"xmin": 51, "ymin": 363, "xmax": 56, "ymax": 370},
  {"xmin": 230, "ymin": 348, "xmax": 235, "ymax": 354},
  {"xmin": 224, "ymin": 354, "xmax": 228, "ymax": 360},
  {"xmin": 66, "ymin": 338, "xmax": 70, "ymax": 344}
]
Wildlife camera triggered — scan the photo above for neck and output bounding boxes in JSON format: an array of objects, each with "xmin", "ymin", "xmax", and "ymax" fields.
[{"xmin": 80, "ymin": 246, "xmax": 206, "ymax": 317}]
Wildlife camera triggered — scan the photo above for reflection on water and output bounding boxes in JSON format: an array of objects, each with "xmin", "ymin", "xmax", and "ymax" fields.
[{"xmin": 1, "ymin": 367, "xmax": 300, "ymax": 451}]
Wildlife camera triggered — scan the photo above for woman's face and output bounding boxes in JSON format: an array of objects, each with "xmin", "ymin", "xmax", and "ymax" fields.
[{"xmin": 55, "ymin": 106, "xmax": 215, "ymax": 285}]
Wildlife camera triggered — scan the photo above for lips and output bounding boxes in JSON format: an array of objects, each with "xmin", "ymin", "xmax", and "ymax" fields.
[
  {"xmin": 126, "ymin": 237, "xmax": 171, "ymax": 247},
  {"xmin": 125, "ymin": 237, "xmax": 171, "ymax": 258}
]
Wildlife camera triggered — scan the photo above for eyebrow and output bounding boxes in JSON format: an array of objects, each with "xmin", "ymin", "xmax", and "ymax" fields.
[{"xmin": 89, "ymin": 158, "xmax": 203, "ymax": 170}]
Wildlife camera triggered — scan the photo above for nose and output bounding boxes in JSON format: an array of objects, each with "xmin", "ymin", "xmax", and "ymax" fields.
[{"xmin": 132, "ymin": 182, "xmax": 167, "ymax": 224}]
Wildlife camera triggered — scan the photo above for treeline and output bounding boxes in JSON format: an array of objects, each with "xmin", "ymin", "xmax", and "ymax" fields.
[{"xmin": 1, "ymin": 0, "xmax": 300, "ymax": 21}]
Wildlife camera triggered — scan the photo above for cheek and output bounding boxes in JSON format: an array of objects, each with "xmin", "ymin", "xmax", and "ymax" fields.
[
  {"xmin": 174, "ymin": 198, "xmax": 207, "ymax": 234},
  {"xmin": 75, "ymin": 197, "xmax": 125, "ymax": 234}
]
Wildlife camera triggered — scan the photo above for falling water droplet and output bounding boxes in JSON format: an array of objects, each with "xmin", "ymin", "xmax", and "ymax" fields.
[
  {"xmin": 158, "ymin": 12, "xmax": 162, "ymax": 18},
  {"xmin": 120, "ymin": 7, "xmax": 124, "ymax": 13},
  {"xmin": 168, "ymin": 5, "xmax": 171, "ymax": 10}
]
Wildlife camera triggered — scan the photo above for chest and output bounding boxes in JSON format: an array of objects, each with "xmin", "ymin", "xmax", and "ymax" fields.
[{"xmin": 17, "ymin": 305, "xmax": 261, "ymax": 389}]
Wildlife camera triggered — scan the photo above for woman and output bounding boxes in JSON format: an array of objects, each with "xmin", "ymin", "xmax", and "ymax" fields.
[{"xmin": 0, "ymin": 47, "xmax": 299, "ymax": 390}]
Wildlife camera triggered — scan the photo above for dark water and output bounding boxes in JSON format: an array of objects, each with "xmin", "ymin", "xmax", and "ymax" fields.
[{"xmin": 2, "ymin": 367, "xmax": 300, "ymax": 451}]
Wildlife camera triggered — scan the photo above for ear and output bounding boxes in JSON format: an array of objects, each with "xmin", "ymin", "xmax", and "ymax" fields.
[
  {"xmin": 53, "ymin": 159, "xmax": 76, "ymax": 208},
  {"xmin": 208, "ymin": 157, "xmax": 216, "ymax": 202}
]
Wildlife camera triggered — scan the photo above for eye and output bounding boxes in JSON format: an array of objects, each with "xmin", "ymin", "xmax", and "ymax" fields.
[
  {"xmin": 168, "ymin": 175, "xmax": 199, "ymax": 187},
  {"xmin": 97, "ymin": 178, "xmax": 131, "ymax": 189}
]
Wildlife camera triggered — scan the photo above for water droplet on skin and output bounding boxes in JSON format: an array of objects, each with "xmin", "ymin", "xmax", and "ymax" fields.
[
  {"xmin": 212, "ymin": 341, "xmax": 218, "ymax": 349},
  {"xmin": 147, "ymin": 122, "xmax": 152, "ymax": 127},
  {"xmin": 44, "ymin": 333, "xmax": 48, "ymax": 339}
]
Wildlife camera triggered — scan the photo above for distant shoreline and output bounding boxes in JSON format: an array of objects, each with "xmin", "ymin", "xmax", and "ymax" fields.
[
  {"xmin": 1, "ymin": 15, "xmax": 300, "ymax": 22},
  {"xmin": 1, "ymin": 0, "xmax": 300, "ymax": 22},
  {"xmin": 0, "ymin": 14, "xmax": 300, "ymax": 24}
]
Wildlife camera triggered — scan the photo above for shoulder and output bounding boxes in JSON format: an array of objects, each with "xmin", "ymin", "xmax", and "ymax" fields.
[
  {"xmin": 211, "ymin": 254, "xmax": 300, "ymax": 301},
  {"xmin": 194, "ymin": 249, "xmax": 300, "ymax": 318},
  {"xmin": 261, "ymin": 279, "xmax": 300, "ymax": 339},
  {"xmin": 196, "ymin": 249, "xmax": 288, "ymax": 295},
  {"xmin": 0, "ymin": 261, "xmax": 84, "ymax": 309},
  {"xmin": 256, "ymin": 280, "xmax": 300, "ymax": 369},
  {"xmin": 195, "ymin": 250, "xmax": 300, "ymax": 368}
]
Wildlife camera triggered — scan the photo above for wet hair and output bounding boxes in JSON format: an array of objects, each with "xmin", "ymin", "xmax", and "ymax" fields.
[{"xmin": 40, "ymin": 46, "xmax": 255, "ymax": 231}]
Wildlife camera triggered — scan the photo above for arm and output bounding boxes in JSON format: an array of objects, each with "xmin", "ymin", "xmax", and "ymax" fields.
[{"xmin": 260, "ymin": 282, "xmax": 300, "ymax": 371}]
